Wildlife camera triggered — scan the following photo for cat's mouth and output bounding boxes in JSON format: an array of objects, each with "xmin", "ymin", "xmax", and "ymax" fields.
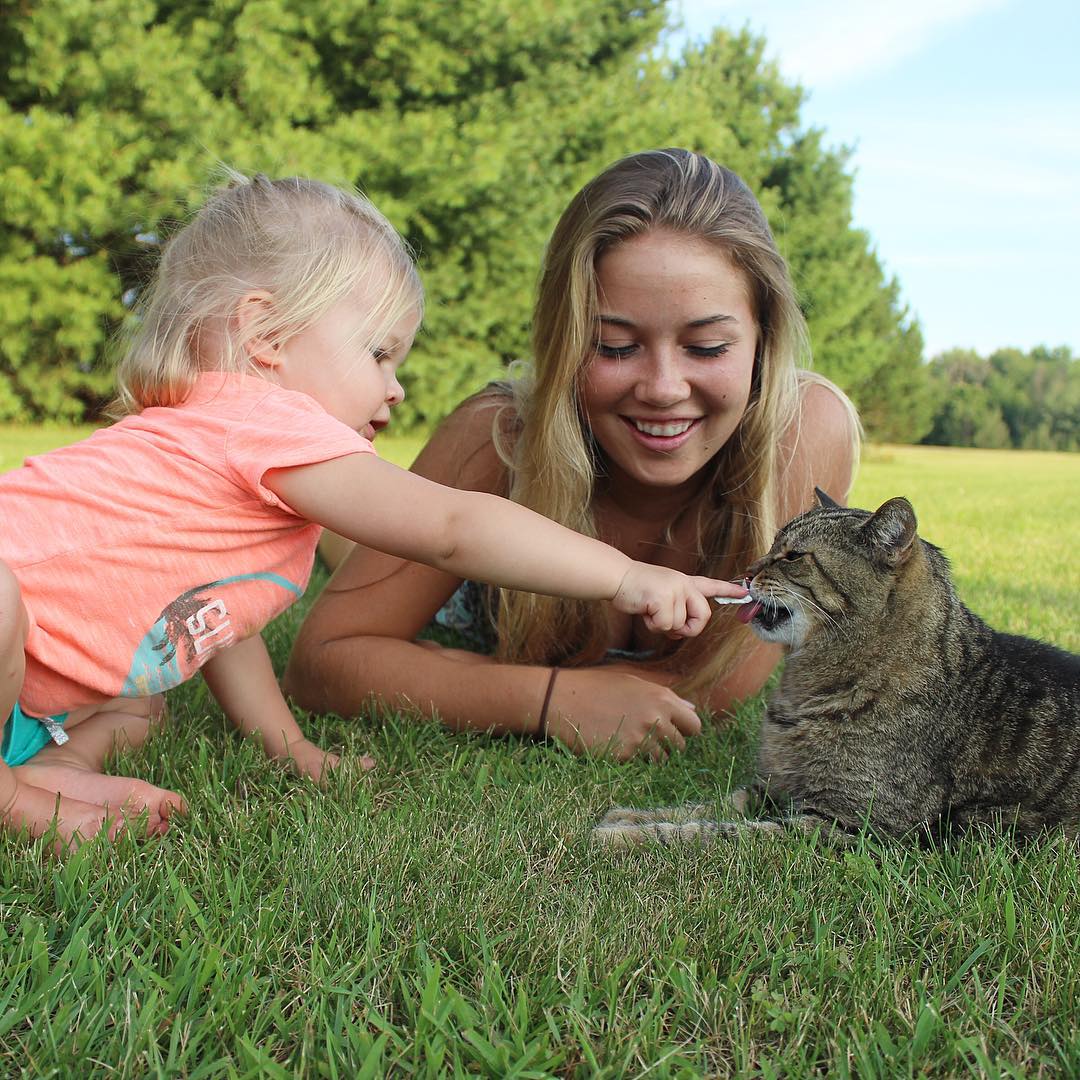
[{"xmin": 738, "ymin": 595, "xmax": 792, "ymax": 632}]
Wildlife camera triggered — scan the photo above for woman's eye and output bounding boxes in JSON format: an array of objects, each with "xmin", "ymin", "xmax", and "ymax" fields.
[
  {"xmin": 687, "ymin": 343, "xmax": 731, "ymax": 358},
  {"xmin": 596, "ymin": 342, "xmax": 637, "ymax": 359}
]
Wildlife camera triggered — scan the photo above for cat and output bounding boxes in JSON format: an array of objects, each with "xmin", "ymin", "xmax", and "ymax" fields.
[{"xmin": 593, "ymin": 490, "xmax": 1080, "ymax": 847}]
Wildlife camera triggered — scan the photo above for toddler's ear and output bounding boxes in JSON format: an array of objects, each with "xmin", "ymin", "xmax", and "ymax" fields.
[{"xmin": 233, "ymin": 291, "xmax": 281, "ymax": 368}]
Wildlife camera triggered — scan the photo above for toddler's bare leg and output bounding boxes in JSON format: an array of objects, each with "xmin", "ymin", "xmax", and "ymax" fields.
[
  {"xmin": 40, "ymin": 695, "xmax": 166, "ymax": 770},
  {"xmin": 0, "ymin": 561, "xmax": 135, "ymax": 845},
  {"xmin": 0, "ymin": 561, "xmax": 30, "ymax": 822},
  {"xmin": 15, "ymin": 695, "xmax": 186, "ymax": 834}
]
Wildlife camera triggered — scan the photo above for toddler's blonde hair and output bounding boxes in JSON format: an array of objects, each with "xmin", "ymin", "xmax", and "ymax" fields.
[{"xmin": 112, "ymin": 171, "xmax": 422, "ymax": 416}]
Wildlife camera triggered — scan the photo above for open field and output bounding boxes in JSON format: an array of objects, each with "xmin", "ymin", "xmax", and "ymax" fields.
[
  {"xmin": 1, "ymin": 430, "xmax": 1079, "ymax": 1076},
  {"xmin": 0, "ymin": 422, "xmax": 428, "ymax": 477}
]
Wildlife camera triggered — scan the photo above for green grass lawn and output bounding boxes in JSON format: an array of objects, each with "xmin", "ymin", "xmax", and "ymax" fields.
[{"xmin": 1, "ymin": 430, "xmax": 1079, "ymax": 1076}]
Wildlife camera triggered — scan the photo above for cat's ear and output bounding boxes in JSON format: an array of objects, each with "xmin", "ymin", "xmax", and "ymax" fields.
[
  {"xmin": 861, "ymin": 497, "xmax": 917, "ymax": 566},
  {"xmin": 814, "ymin": 487, "xmax": 841, "ymax": 509}
]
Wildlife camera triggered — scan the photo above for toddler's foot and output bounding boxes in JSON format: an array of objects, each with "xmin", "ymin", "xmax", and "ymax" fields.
[
  {"xmin": 3, "ymin": 779, "xmax": 126, "ymax": 847},
  {"xmin": 13, "ymin": 761, "xmax": 187, "ymax": 839}
]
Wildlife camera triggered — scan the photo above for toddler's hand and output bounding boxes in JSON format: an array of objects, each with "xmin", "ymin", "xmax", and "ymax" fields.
[
  {"xmin": 612, "ymin": 564, "xmax": 749, "ymax": 637},
  {"xmin": 283, "ymin": 737, "xmax": 374, "ymax": 784}
]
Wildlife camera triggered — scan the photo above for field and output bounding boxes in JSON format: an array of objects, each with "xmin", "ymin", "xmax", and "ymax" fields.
[{"xmin": 1, "ymin": 430, "xmax": 1079, "ymax": 1077}]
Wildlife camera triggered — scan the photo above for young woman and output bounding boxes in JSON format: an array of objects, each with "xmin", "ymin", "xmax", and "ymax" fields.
[{"xmin": 284, "ymin": 149, "xmax": 860, "ymax": 761}]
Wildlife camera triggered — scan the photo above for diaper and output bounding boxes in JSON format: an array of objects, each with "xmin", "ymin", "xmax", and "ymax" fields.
[{"xmin": 1, "ymin": 702, "xmax": 69, "ymax": 766}]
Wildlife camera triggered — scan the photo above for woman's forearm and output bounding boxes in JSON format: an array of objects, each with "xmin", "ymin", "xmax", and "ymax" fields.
[{"xmin": 284, "ymin": 634, "xmax": 553, "ymax": 736}]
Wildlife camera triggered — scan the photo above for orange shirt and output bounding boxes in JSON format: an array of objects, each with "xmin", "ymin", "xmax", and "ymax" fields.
[{"xmin": 0, "ymin": 372, "xmax": 372, "ymax": 715}]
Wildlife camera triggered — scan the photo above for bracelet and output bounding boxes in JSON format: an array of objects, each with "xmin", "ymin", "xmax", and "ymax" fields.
[{"xmin": 536, "ymin": 666, "xmax": 560, "ymax": 741}]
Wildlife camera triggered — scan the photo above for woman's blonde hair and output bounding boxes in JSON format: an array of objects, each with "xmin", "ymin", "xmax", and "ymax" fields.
[
  {"xmin": 495, "ymin": 147, "xmax": 857, "ymax": 696},
  {"xmin": 111, "ymin": 171, "xmax": 422, "ymax": 416}
]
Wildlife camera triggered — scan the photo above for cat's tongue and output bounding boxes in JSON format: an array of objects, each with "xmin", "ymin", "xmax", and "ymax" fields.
[{"xmin": 738, "ymin": 600, "xmax": 763, "ymax": 625}]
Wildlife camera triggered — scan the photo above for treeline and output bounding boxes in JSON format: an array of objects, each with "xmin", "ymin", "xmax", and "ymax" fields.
[
  {"xmin": 0, "ymin": 0, "xmax": 926, "ymax": 437},
  {"xmin": 921, "ymin": 346, "xmax": 1079, "ymax": 451},
  {"xmin": 5, "ymin": 1, "xmax": 1068, "ymax": 453}
]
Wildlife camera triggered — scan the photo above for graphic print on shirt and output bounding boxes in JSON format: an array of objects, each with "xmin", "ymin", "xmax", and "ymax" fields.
[{"xmin": 121, "ymin": 572, "xmax": 303, "ymax": 696}]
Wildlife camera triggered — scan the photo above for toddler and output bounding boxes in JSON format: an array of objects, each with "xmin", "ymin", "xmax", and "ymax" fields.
[{"xmin": 0, "ymin": 173, "xmax": 747, "ymax": 847}]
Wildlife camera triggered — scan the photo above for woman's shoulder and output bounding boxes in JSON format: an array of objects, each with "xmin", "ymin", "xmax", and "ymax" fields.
[
  {"xmin": 410, "ymin": 383, "xmax": 518, "ymax": 495},
  {"xmin": 777, "ymin": 372, "xmax": 862, "ymax": 516}
]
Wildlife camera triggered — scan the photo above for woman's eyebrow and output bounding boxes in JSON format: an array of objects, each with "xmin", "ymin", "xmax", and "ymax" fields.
[{"xmin": 597, "ymin": 313, "xmax": 739, "ymax": 329}]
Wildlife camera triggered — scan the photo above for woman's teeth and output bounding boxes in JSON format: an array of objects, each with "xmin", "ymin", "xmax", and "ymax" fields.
[{"xmin": 633, "ymin": 419, "xmax": 694, "ymax": 437}]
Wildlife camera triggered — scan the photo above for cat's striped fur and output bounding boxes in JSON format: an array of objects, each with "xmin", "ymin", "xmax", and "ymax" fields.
[{"xmin": 594, "ymin": 491, "xmax": 1080, "ymax": 846}]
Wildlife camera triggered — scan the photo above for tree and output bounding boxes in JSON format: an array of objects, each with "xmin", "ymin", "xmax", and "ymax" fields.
[
  {"xmin": 760, "ymin": 131, "xmax": 931, "ymax": 441},
  {"xmin": 921, "ymin": 346, "xmax": 1078, "ymax": 450},
  {"xmin": 1, "ymin": 0, "xmax": 919, "ymax": 438}
]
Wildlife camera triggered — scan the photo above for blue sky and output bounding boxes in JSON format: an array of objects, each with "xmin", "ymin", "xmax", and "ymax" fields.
[{"xmin": 675, "ymin": 0, "xmax": 1079, "ymax": 359}]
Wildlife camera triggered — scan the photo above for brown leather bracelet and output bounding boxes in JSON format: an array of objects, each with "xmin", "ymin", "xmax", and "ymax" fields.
[{"xmin": 536, "ymin": 666, "xmax": 560, "ymax": 741}]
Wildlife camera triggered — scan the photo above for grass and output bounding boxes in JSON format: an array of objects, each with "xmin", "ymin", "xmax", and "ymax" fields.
[
  {"xmin": 1, "ymin": 429, "xmax": 1079, "ymax": 1076},
  {"xmin": 0, "ymin": 422, "xmax": 100, "ymax": 473}
]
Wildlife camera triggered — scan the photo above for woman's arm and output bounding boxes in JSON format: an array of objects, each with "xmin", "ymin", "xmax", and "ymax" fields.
[{"xmin": 283, "ymin": 397, "xmax": 706, "ymax": 759}]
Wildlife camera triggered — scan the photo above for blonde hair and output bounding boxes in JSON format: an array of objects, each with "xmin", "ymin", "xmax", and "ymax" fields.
[
  {"xmin": 495, "ymin": 148, "xmax": 859, "ymax": 696},
  {"xmin": 111, "ymin": 171, "xmax": 422, "ymax": 416}
]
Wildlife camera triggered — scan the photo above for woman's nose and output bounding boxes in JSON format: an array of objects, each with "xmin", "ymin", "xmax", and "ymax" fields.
[{"xmin": 635, "ymin": 348, "xmax": 690, "ymax": 406}]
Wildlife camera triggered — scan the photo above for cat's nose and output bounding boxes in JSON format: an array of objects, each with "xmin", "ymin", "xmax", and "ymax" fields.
[{"xmin": 744, "ymin": 557, "xmax": 768, "ymax": 580}]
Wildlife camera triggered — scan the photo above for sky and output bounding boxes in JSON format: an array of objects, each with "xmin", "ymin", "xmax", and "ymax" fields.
[{"xmin": 674, "ymin": 0, "xmax": 1079, "ymax": 359}]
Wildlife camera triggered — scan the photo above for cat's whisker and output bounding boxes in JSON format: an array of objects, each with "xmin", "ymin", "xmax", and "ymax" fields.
[
  {"xmin": 780, "ymin": 584, "xmax": 841, "ymax": 634},
  {"xmin": 758, "ymin": 580, "xmax": 841, "ymax": 636}
]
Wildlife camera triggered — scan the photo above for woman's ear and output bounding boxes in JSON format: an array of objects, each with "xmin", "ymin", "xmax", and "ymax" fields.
[{"xmin": 232, "ymin": 291, "xmax": 281, "ymax": 369}]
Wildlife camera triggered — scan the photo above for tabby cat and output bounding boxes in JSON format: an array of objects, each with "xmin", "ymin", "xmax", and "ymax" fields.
[{"xmin": 594, "ymin": 490, "xmax": 1080, "ymax": 846}]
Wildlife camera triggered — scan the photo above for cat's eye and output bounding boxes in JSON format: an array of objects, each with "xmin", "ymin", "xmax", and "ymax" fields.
[{"xmin": 782, "ymin": 550, "xmax": 805, "ymax": 561}]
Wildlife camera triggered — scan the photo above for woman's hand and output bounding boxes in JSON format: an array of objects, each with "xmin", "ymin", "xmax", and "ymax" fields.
[{"xmin": 544, "ymin": 668, "xmax": 702, "ymax": 762}]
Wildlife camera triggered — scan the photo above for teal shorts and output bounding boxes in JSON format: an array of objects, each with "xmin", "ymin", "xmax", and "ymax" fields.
[{"xmin": 2, "ymin": 703, "xmax": 69, "ymax": 766}]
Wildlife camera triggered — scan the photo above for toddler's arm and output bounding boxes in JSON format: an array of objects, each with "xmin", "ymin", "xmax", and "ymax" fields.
[
  {"xmin": 266, "ymin": 454, "xmax": 747, "ymax": 636},
  {"xmin": 201, "ymin": 634, "xmax": 362, "ymax": 780}
]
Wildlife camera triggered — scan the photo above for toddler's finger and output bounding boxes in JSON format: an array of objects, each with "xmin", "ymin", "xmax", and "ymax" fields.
[
  {"xmin": 681, "ymin": 593, "xmax": 712, "ymax": 635},
  {"xmin": 694, "ymin": 576, "xmax": 750, "ymax": 601}
]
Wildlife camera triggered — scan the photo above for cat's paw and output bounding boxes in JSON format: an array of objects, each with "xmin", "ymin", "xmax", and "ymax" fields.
[
  {"xmin": 597, "ymin": 803, "xmax": 715, "ymax": 828},
  {"xmin": 596, "ymin": 805, "xmax": 650, "ymax": 828},
  {"xmin": 592, "ymin": 818, "xmax": 721, "ymax": 848}
]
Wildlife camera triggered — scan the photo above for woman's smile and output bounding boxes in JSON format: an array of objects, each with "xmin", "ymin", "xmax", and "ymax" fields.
[
  {"xmin": 620, "ymin": 415, "xmax": 703, "ymax": 451},
  {"xmin": 581, "ymin": 229, "xmax": 758, "ymax": 491}
]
